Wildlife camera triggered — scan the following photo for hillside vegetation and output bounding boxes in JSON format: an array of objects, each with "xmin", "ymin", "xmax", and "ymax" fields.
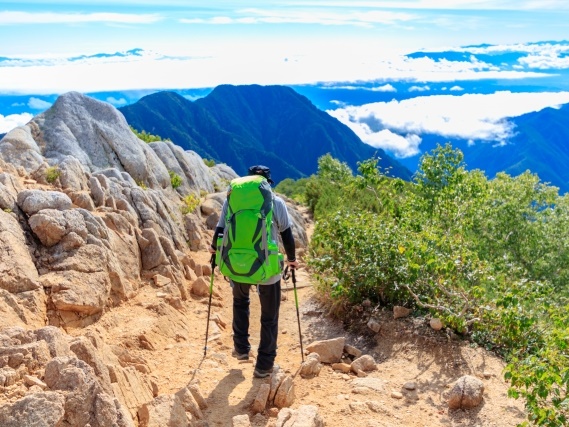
[{"xmin": 277, "ymin": 144, "xmax": 569, "ymax": 427}]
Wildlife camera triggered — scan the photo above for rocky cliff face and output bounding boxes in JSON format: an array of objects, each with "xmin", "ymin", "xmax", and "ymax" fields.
[{"xmin": 0, "ymin": 92, "xmax": 308, "ymax": 426}]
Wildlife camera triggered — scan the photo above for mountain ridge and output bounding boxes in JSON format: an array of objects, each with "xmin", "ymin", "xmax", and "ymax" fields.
[
  {"xmin": 119, "ymin": 85, "xmax": 412, "ymax": 184},
  {"xmin": 397, "ymin": 103, "xmax": 569, "ymax": 193}
]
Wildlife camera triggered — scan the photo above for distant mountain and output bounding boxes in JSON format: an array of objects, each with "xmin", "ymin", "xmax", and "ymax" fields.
[
  {"xmin": 395, "ymin": 103, "xmax": 569, "ymax": 194},
  {"xmin": 119, "ymin": 85, "xmax": 412, "ymax": 183},
  {"xmin": 464, "ymin": 103, "xmax": 569, "ymax": 193}
]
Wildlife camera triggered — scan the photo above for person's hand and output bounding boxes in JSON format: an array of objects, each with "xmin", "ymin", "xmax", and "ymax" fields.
[{"xmin": 287, "ymin": 259, "xmax": 299, "ymax": 270}]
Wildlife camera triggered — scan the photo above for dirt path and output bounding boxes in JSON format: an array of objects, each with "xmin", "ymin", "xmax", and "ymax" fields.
[
  {"xmin": 94, "ymin": 244, "xmax": 526, "ymax": 426},
  {"xmin": 85, "ymin": 205, "xmax": 526, "ymax": 426}
]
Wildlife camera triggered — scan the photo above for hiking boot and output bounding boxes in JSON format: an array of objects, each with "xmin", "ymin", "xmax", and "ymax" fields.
[
  {"xmin": 254, "ymin": 364, "xmax": 279, "ymax": 378},
  {"xmin": 232, "ymin": 350, "xmax": 249, "ymax": 361}
]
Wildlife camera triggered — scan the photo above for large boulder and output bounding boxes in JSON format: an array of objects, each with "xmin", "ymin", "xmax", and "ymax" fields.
[
  {"xmin": 32, "ymin": 91, "xmax": 170, "ymax": 190},
  {"xmin": 0, "ymin": 173, "xmax": 23, "ymax": 211},
  {"xmin": 17, "ymin": 190, "xmax": 72, "ymax": 216},
  {"xmin": 149, "ymin": 141, "xmax": 224, "ymax": 195},
  {"xmin": 0, "ymin": 211, "xmax": 40, "ymax": 294},
  {"xmin": 44, "ymin": 356, "xmax": 134, "ymax": 427},
  {"xmin": 0, "ymin": 125, "xmax": 44, "ymax": 173},
  {"xmin": 0, "ymin": 391, "xmax": 66, "ymax": 427}
]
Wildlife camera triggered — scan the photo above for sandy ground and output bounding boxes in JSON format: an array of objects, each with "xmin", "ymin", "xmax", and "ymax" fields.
[{"xmin": 92, "ymin": 244, "xmax": 526, "ymax": 427}]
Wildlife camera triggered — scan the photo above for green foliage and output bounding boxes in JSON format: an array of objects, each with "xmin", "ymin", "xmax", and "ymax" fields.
[
  {"xmin": 306, "ymin": 145, "xmax": 569, "ymax": 426},
  {"xmin": 181, "ymin": 193, "xmax": 200, "ymax": 215},
  {"xmin": 130, "ymin": 126, "xmax": 169, "ymax": 143},
  {"xmin": 136, "ymin": 180, "xmax": 148, "ymax": 190},
  {"xmin": 274, "ymin": 177, "xmax": 309, "ymax": 203},
  {"xmin": 169, "ymin": 171, "xmax": 183, "ymax": 189},
  {"xmin": 203, "ymin": 158, "xmax": 215, "ymax": 167},
  {"xmin": 45, "ymin": 166, "xmax": 61, "ymax": 184},
  {"xmin": 504, "ymin": 302, "xmax": 569, "ymax": 426}
]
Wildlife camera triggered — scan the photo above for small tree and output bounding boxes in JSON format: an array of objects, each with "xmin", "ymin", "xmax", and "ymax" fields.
[
  {"xmin": 181, "ymin": 194, "xmax": 200, "ymax": 214},
  {"xmin": 45, "ymin": 166, "xmax": 61, "ymax": 184},
  {"xmin": 169, "ymin": 171, "xmax": 183, "ymax": 189}
]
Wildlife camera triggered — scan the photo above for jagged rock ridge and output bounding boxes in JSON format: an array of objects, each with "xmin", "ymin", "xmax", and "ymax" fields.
[{"xmin": 0, "ymin": 91, "xmax": 309, "ymax": 426}]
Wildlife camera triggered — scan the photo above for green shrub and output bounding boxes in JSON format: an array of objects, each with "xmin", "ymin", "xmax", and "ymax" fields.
[
  {"xmin": 306, "ymin": 145, "xmax": 569, "ymax": 425},
  {"xmin": 181, "ymin": 193, "xmax": 200, "ymax": 214},
  {"xmin": 45, "ymin": 166, "xmax": 61, "ymax": 184},
  {"xmin": 275, "ymin": 178, "xmax": 309, "ymax": 203},
  {"xmin": 203, "ymin": 158, "xmax": 215, "ymax": 167},
  {"xmin": 169, "ymin": 171, "xmax": 183, "ymax": 189},
  {"xmin": 130, "ymin": 126, "xmax": 169, "ymax": 143}
]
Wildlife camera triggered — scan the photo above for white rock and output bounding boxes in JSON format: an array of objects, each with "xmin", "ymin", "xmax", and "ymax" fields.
[
  {"xmin": 306, "ymin": 337, "xmax": 345, "ymax": 363},
  {"xmin": 232, "ymin": 414, "xmax": 251, "ymax": 427}
]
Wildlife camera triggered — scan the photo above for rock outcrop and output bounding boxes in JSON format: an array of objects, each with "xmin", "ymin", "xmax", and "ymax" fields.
[{"xmin": 0, "ymin": 91, "xmax": 309, "ymax": 426}]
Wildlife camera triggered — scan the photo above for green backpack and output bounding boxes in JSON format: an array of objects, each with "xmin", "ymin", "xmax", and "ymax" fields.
[{"xmin": 216, "ymin": 175, "xmax": 283, "ymax": 284}]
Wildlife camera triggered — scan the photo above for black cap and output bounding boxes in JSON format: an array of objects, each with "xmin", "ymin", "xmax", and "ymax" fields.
[{"xmin": 248, "ymin": 165, "xmax": 274, "ymax": 184}]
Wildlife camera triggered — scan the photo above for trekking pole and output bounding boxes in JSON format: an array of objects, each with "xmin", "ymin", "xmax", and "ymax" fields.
[
  {"xmin": 204, "ymin": 253, "xmax": 216, "ymax": 357},
  {"xmin": 284, "ymin": 266, "xmax": 304, "ymax": 363}
]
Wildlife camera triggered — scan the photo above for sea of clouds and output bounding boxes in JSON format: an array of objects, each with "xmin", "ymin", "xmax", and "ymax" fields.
[{"xmin": 2, "ymin": 41, "xmax": 569, "ymax": 155}]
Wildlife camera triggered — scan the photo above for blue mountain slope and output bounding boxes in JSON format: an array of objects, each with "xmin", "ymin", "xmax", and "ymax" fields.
[
  {"xmin": 400, "ymin": 103, "xmax": 569, "ymax": 193},
  {"xmin": 119, "ymin": 85, "xmax": 412, "ymax": 183}
]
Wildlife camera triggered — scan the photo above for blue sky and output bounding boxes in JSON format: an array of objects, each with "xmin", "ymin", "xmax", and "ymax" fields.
[{"xmin": 1, "ymin": 1, "xmax": 569, "ymax": 161}]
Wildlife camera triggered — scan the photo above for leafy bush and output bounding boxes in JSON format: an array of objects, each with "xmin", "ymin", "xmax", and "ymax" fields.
[
  {"xmin": 306, "ymin": 145, "xmax": 569, "ymax": 426},
  {"xmin": 130, "ymin": 126, "xmax": 169, "ymax": 143},
  {"xmin": 203, "ymin": 158, "xmax": 215, "ymax": 167},
  {"xmin": 181, "ymin": 193, "xmax": 200, "ymax": 214},
  {"xmin": 274, "ymin": 177, "xmax": 309, "ymax": 203},
  {"xmin": 169, "ymin": 171, "xmax": 183, "ymax": 189},
  {"xmin": 45, "ymin": 166, "xmax": 61, "ymax": 184}
]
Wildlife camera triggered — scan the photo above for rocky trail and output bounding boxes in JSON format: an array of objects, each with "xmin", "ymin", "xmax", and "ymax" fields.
[{"xmin": 86, "ymin": 245, "xmax": 526, "ymax": 427}]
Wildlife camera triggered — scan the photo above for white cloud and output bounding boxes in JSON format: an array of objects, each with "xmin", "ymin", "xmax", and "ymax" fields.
[
  {"xmin": 0, "ymin": 49, "xmax": 550, "ymax": 95},
  {"xmin": 327, "ymin": 91, "xmax": 569, "ymax": 158},
  {"xmin": 106, "ymin": 96, "xmax": 127, "ymax": 106},
  {"xmin": 518, "ymin": 53, "xmax": 569, "ymax": 69},
  {"xmin": 0, "ymin": 11, "xmax": 161, "ymax": 25},
  {"xmin": 0, "ymin": 112, "xmax": 33, "ymax": 134},
  {"xmin": 180, "ymin": 8, "xmax": 417, "ymax": 28},
  {"xmin": 451, "ymin": 41, "xmax": 569, "ymax": 70},
  {"xmin": 372, "ymin": 84, "xmax": 397, "ymax": 92},
  {"xmin": 450, "ymin": 85, "xmax": 464, "ymax": 91},
  {"xmin": 28, "ymin": 97, "xmax": 51, "ymax": 109},
  {"xmin": 364, "ymin": 128, "xmax": 422, "ymax": 158},
  {"xmin": 409, "ymin": 85, "xmax": 430, "ymax": 92},
  {"xmin": 320, "ymin": 0, "xmax": 569, "ymax": 10}
]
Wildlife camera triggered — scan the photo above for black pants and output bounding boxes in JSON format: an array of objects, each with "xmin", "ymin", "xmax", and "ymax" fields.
[{"xmin": 232, "ymin": 280, "xmax": 281, "ymax": 370}]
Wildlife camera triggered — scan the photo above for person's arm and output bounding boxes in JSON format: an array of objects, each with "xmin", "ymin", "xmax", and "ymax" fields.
[
  {"xmin": 209, "ymin": 226, "xmax": 224, "ymax": 254},
  {"xmin": 280, "ymin": 227, "xmax": 295, "ymax": 261},
  {"xmin": 209, "ymin": 200, "xmax": 228, "ymax": 254},
  {"xmin": 273, "ymin": 196, "xmax": 299, "ymax": 269}
]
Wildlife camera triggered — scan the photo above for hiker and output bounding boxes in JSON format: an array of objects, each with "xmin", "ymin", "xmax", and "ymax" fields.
[{"xmin": 209, "ymin": 165, "xmax": 299, "ymax": 378}]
